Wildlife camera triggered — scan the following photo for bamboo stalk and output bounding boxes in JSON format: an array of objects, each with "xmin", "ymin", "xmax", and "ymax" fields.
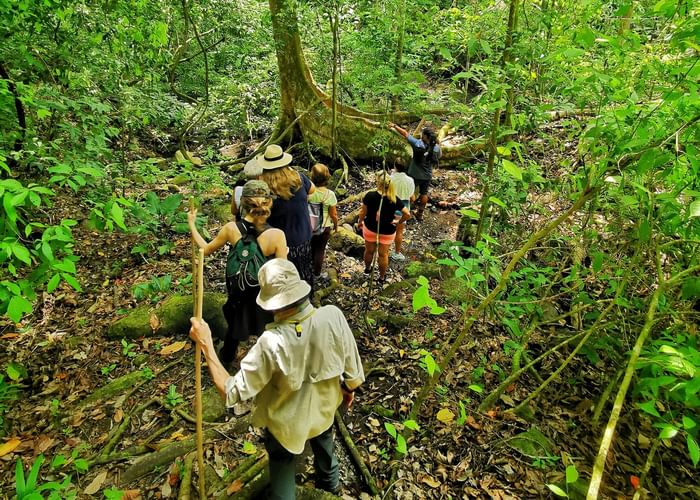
[{"xmin": 193, "ymin": 246, "xmax": 205, "ymax": 499}]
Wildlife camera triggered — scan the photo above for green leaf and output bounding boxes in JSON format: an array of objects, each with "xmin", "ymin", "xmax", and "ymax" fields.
[
  {"xmin": 658, "ymin": 425, "xmax": 678, "ymax": 440},
  {"xmin": 6, "ymin": 362, "xmax": 27, "ymax": 381},
  {"xmin": 403, "ymin": 419, "xmax": 420, "ymax": 431},
  {"xmin": 459, "ymin": 208, "xmax": 480, "ymax": 220},
  {"xmin": 396, "ymin": 434, "xmax": 407, "ymax": 455},
  {"xmin": 16, "ymin": 459, "xmax": 27, "ymax": 495},
  {"xmin": 562, "ymin": 48, "xmax": 585, "ymax": 59},
  {"xmin": 27, "ymin": 454, "xmax": 45, "ymax": 489},
  {"xmin": 638, "ymin": 219, "xmax": 651, "ymax": 242},
  {"xmin": 37, "ymin": 108, "xmax": 51, "ymax": 119},
  {"xmin": 51, "ymin": 455, "xmax": 66, "ymax": 469},
  {"xmin": 683, "ymin": 415, "xmax": 697, "ymax": 431},
  {"xmin": 689, "ymin": 200, "xmax": 700, "ymax": 218},
  {"xmin": 638, "ymin": 400, "xmax": 661, "ymax": 418},
  {"xmin": 468, "ymin": 384, "xmax": 483, "ymax": 394},
  {"xmin": 242, "ymin": 441, "xmax": 257, "ymax": 455},
  {"xmin": 11, "ymin": 244, "xmax": 32, "ymax": 265},
  {"xmin": 501, "ymin": 159, "xmax": 523, "ymax": 181},
  {"xmin": 546, "ymin": 484, "xmax": 568, "ymax": 497},
  {"xmin": 565, "ymin": 465, "xmax": 579, "ymax": 484},
  {"xmin": 46, "ymin": 274, "xmax": 61, "ymax": 293},
  {"xmin": 384, "ymin": 422, "xmax": 397, "ymax": 439},
  {"xmin": 73, "ymin": 458, "xmax": 89, "ymax": 473},
  {"xmin": 7, "ymin": 295, "xmax": 33, "ymax": 323},
  {"xmin": 110, "ymin": 202, "xmax": 127, "ymax": 230},
  {"xmin": 489, "ymin": 196, "xmax": 506, "ymax": 208},
  {"xmin": 688, "ymin": 435, "xmax": 699, "ymax": 466},
  {"xmin": 61, "ymin": 273, "xmax": 82, "ymax": 292}
]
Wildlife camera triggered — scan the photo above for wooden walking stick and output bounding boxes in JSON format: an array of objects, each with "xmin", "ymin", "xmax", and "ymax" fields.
[
  {"xmin": 190, "ymin": 197, "xmax": 206, "ymax": 499},
  {"xmin": 194, "ymin": 248, "xmax": 205, "ymax": 499}
]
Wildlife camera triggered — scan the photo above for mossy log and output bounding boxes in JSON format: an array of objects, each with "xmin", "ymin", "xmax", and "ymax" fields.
[
  {"xmin": 328, "ymin": 226, "xmax": 364, "ymax": 258},
  {"xmin": 120, "ymin": 417, "xmax": 251, "ymax": 485},
  {"xmin": 108, "ymin": 292, "xmax": 228, "ymax": 339},
  {"xmin": 365, "ymin": 309, "xmax": 413, "ymax": 329},
  {"xmin": 75, "ymin": 371, "xmax": 146, "ymax": 410},
  {"xmin": 405, "ymin": 261, "xmax": 444, "ymax": 279}
]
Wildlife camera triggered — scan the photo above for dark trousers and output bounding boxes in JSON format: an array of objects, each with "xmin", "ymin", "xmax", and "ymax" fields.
[
  {"xmin": 310, "ymin": 227, "xmax": 332, "ymax": 276},
  {"xmin": 264, "ymin": 425, "xmax": 338, "ymax": 499}
]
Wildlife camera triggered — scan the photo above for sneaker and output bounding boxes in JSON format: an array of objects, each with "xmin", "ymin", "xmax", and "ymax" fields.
[{"xmin": 390, "ymin": 252, "xmax": 406, "ymax": 261}]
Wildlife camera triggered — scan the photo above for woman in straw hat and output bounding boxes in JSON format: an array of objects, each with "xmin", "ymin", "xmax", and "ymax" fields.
[
  {"xmin": 188, "ymin": 180, "xmax": 288, "ymax": 369},
  {"xmin": 256, "ymin": 144, "xmax": 317, "ymax": 289},
  {"xmin": 357, "ymin": 170, "xmax": 410, "ymax": 282}
]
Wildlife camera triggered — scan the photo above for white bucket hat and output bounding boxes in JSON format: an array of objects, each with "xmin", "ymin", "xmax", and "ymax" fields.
[
  {"xmin": 256, "ymin": 259, "xmax": 311, "ymax": 311},
  {"xmin": 255, "ymin": 144, "xmax": 293, "ymax": 170}
]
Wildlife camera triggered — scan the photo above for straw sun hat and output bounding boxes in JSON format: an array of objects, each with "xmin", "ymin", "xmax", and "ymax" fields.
[
  {"xmin": 256, "ymin": 259, "xmax": 311, "ymax": 311},
  {"xmin": 254, "ymin": 144, "xmax": 293, "ymax": 170}
]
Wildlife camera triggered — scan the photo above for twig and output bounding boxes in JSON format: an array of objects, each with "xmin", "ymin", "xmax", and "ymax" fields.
[{"xmin": 335, "ymin": 410, "xmax": 379, "ymax": 496}]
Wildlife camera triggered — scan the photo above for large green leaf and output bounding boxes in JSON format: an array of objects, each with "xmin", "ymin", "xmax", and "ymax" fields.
[
  {"xmin": 501, "ymin": 159, "xmax": 523, "ymax": 181},
  {"xmin": 7, "ymin": 295, "xmax": 32, "ymax": 323}
]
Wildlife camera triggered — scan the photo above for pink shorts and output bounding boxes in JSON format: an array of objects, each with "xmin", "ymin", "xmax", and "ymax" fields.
[{"xmin": 363, "ymin": 225, "xmax": 396, "ymax": 245}]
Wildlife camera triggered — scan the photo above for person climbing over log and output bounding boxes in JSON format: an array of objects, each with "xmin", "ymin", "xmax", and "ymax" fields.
[
  {"xmin": 389, "ymin": 122, "xmax": 441, "ymax": 221},
  {"xmin": 256, "ymin": 144, "xmax": 317, "ymax": 290},
  {"xmin": 230, "ymin": 159, "xmax": 263, "ymax": 220},
  {"xmin": 389, "ymin": 160, "xmax": 414, "ymax": 261},
  {"xmin": 189, "ymin": 258, "xmax": 365, "ymax": 499},
  {"xmin": 188, "ymin": 180, "xmax": 288, "ymax": 370},
  {"xmin": 308, "ymin": 163, "xmax": 338, "ymax": 280},
  {"xmin": 358, "ymin": 171, "xmax": 410, "ymax": 283}
]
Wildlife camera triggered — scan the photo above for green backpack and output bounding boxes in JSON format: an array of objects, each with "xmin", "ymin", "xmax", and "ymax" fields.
[{"xmin": 226, "ymin": 222, "xmax": 268, "ymax": 295}]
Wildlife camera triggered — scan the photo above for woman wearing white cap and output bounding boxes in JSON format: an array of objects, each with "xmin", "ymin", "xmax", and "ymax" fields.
[
  {"xmin": 256, "ymin": 144, "xmax": 317, "ymax": 290},
  {"xmin": 230, "ymin": 158, "xmax": 263, "ymax": 220}
]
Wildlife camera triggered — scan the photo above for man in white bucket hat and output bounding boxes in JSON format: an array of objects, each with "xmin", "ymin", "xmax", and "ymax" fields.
[{"xmin": 189, "ymin": 258, "xmax": 364, "ymax": 498}]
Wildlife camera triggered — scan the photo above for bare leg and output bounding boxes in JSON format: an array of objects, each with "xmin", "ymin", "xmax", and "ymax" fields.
[
  {"xmin": 377, "ymin": 244, "xmax": 390, "ymax": 279},
  {"xmin": 364, "ymin": 241, "xmax": 377, "ymax": 271},
  {"xmin": 395, "ymin": 222, "xmax": 405, "ymax": 254}
]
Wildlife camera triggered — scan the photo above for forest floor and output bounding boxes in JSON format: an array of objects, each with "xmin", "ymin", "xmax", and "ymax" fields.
[{"xmin": 0, "ymin": 141, "xmax": 690, "ymax": 499}]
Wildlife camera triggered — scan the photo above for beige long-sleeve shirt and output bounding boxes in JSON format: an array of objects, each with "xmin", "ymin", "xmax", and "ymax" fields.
[{"xmin": 224, "ymin": 303, "xmax": 364, "ymax": 454}]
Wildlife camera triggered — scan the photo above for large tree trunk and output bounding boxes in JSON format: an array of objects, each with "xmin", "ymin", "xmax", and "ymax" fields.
[{"xmin": 268, "ymin": 0, "xmax": 483, "ymax": 166}]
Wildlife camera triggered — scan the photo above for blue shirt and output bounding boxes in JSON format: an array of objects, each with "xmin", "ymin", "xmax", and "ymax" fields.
[
  {"xmin": 406, "ymin": 135, "xmax": 441, "ymax": 181},
  {"xmin": 268, "ymin": 172, "xmax": 312, "ymax": 247}
]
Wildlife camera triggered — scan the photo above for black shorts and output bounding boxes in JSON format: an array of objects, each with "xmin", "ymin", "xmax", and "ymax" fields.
[{"xmin": 415, "ymin": 179, "xmax": 431, "ymax": 196}]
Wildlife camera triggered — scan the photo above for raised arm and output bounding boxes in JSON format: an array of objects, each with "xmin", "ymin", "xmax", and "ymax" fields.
[
  {"xmin": 188, "ymin": 208, "xmax": 234, "ymax": 256},
  {"xmin": 389, "ymin": 122, "xmax": 409, "ymax": 139}
]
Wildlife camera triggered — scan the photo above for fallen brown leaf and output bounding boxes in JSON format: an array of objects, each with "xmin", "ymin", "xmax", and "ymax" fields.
[
  {"xmin": 161, "ymin": 341, "xmax": 187, "ymax": 356},
  {"xmin": 227, "ymin": 479, "xmax": 243, "ymax": 495},
  {"xmin": 84, "ymin": 471, "xmax": 108, "ymax": 495}
]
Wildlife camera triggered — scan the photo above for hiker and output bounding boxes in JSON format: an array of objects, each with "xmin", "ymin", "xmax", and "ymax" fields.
[
  {"xmin": 188, "ymin": 180, "xmax": 288, "ymax": 369},
  {"xmin": 358, "ymin": 171, "xmax": 410, "ymax": 282},
  {"xmin": 389, "ymin": 161, "xmax": 414, "ymax": 261},
  {"xmin": 389, "ymin": 122, "xmax": 441, "ymax": 221},
  {"xmin": 307, "ymin": 163, "xmax": 338, "ymax": 279},
  {"xmin": 230, "ymin": 158, "xmax": 263, "ymax": 220},
  {"xmin": 189, "ymin": 258, "xmax": 365, "ymax": 499},
  {"xmin": 256, "ymin": 144, "xmax": 317, "ymax": 290}
]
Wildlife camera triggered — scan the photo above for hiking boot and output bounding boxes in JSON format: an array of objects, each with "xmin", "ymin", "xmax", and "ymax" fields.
[{"xmin": 390, "ymin": 252, "xmax": 406, "ymax": 261}]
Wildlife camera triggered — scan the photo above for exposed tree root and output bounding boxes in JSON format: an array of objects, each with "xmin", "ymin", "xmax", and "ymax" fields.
[
  {"xmin": 98, "ymin": 398, "xmax": 161, "ymax": 460},
  {"xmin": 178, "ymin": 453, "xmax": 195, "ymax": 500},
  {"xmin": 335, "ymin": 410, "xmax": 379, "ymax": 496},
  {"xmin": 120, "ymin": 417, "xmax": 250, "ymax": 485}
]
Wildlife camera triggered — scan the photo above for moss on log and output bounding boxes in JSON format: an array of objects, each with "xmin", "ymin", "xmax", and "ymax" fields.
[
  {"xmin": 108, "ymin": 292, "xmax": 228, "ymax": 339},
  {"xmin": 76, "ymin": 371, "xmax": 146, "ymax": 409},
  {"xmin": 405, "ymin": 261, "xmax": 444, "ymax": 279},
  {"xmin": 328, "ymin": 226, "xmax": 364, "ymax": 258},
  {"xmin": 202, "ymin": 386, "xmax": 227, "ymax": 422}
]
